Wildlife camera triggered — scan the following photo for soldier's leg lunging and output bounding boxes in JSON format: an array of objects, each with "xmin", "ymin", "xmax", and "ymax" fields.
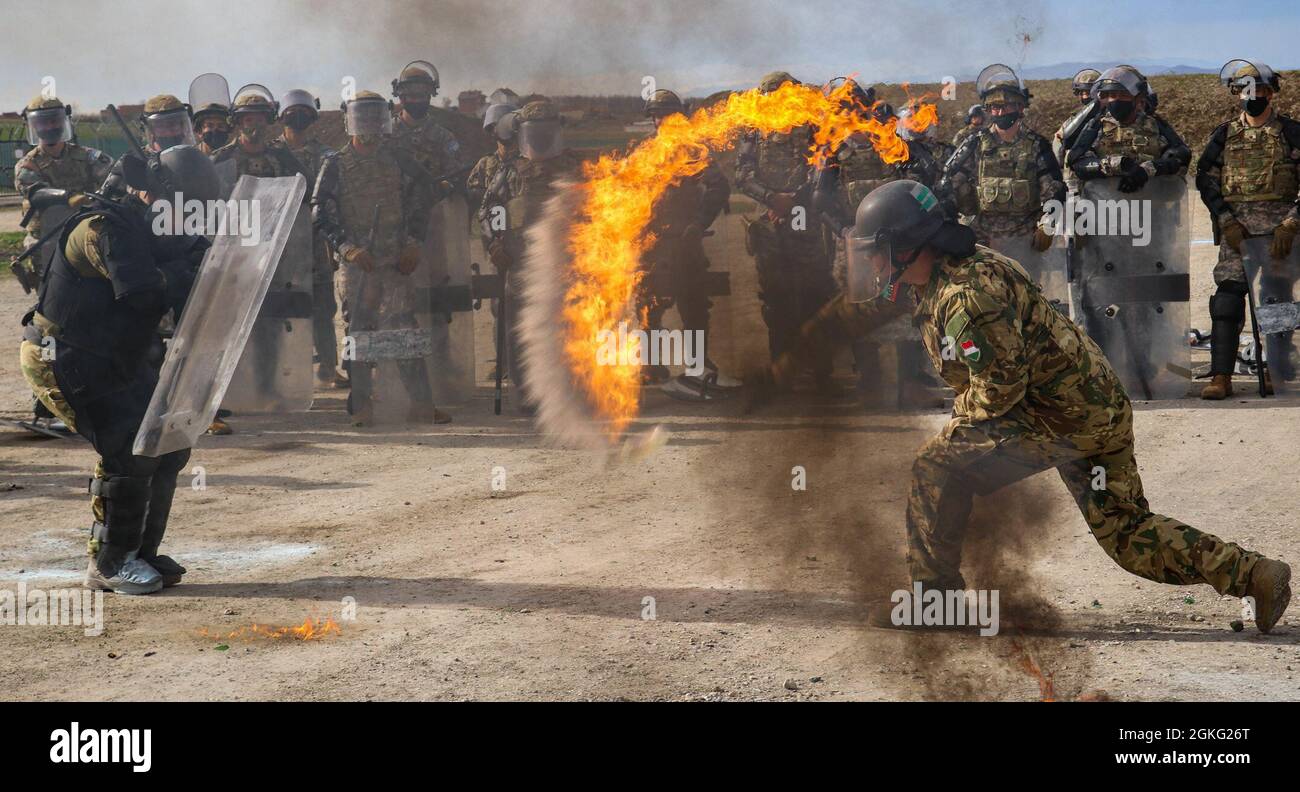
[{"xmin": 1056, "ymin": 445, "xmax": 1260, "ymax": 596}]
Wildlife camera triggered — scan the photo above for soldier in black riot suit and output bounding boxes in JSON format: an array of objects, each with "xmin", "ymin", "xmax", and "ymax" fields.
[{"xmin": 18, "ymin": 147, "xmax": 221, "ymax": 594}]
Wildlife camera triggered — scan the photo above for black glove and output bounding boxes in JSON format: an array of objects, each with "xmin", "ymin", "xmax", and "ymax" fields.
[{"xmin": 1117, "ymin": 164, "xmax": 1149, "ymax": 193}]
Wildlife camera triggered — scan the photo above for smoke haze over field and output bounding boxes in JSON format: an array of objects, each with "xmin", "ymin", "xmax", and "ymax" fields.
[{"xmin": 6, "ymin": 0, "xmax": 1300, "ymax": 112}]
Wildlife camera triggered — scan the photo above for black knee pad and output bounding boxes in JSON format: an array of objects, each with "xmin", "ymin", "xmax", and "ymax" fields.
[{"xmin": 1209, "ymin": 284, "xmax": 1247, "ymax": 323}]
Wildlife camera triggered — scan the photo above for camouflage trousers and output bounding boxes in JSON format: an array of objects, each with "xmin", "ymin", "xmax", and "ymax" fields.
[
  {"xmin": 907, "ymin": 410, "xmax": 1260, "ymax": 597},
  {"xmin": 969, "ymin": 212, "xmax": 1040, "ymax": 245},
  {"xmin": 337, "ymin": 261, "xmax": 432, "ymax": 408},
  {"xmin": 747, "ymin": 215, "xmax": 837, "ymax": 375},
  {"xmin": 640, "ymin": 233, "xmax": 713, "ymax": 340},
  {"xmin": 1213, "ymin": 201, "xmax": 1294, "ymax": 285},
  {"xmin": 311, "ymin": 237, "xmax": 339, "ymax": 372}
]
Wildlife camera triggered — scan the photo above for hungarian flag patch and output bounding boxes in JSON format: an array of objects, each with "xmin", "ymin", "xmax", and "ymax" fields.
[{"xmin": 960, "ymin": 339, "xmax": 981, "ymax": 362}]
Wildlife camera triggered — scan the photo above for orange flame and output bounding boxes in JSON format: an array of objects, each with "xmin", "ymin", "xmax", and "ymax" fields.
[
  {"xmin": 566, "ymin": 80, "xmax": 907, "ymax": 439},
  {"xmin": 199, "ymin": 617, "xmax": 342, "ymax": 642}
]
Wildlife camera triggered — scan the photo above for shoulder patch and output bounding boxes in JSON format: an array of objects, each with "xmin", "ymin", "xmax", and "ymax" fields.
[{"xmin": 944, "ymin": 306, "xmax": 991, "ymax": 372}]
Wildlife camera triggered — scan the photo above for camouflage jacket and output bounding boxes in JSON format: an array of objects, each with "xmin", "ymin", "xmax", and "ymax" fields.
[
  {"xmin": 735, "ymin": 126, "xmax": 815, "ymax": 208},
  {"xmin": 312, "ymin": 142, "xmax": 432, "ymax": 260},
  {"xmin": 1067, "ymin": 110, "xmax": 1190, "ymax": 181},
  {"xmin": 480, "ymin": 149, "xmax": 584, "ymax": 234},
  {"xmin": 392, "ymin": 114, "xmax": 466, "ymax": 182},
  {"xmin": 777, "ymin": 246, "xmax": 1129, "ymax": 436},
  {"xmin": 211, "ymin": 138, "xmax": 304, "ymax": 179},
  {"xmin": 278, "ymin": 135, "xmax": 335, "ymax": 185},
  {"xmin": 1196, "ymin": 109, "xmax": 1300, "ymax": 227},
  {"xmin": 937, "ymin": 126, "xmax": 1064, "ymax": 238},
  {"xmin": 15, "ymin": 143, "xmax": 113, "ymax": 239}
]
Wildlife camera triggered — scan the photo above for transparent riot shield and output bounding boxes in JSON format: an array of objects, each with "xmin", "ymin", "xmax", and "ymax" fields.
[
  {"xmin": 213, "ymin": 158, "xmax": 238, "ymax": 199},
  {"xmin": 133, "ymin": 174, "xmax": 307, "ymax": 457},
  {"xmin": 1075, "ymin": 175, "xmax": 1191, "ymax": 400},
  {"xmin": 1242, "ymin": 235, "xmax": 1300, "ymax": 399},
  {"xmin": 188, "ymin": 73, "xmax": 231, "ymax": 117},
  {"xmin": 986, "ymin": 233, "xmax": 1071, "ymax": 312},
  {"xmin": 415, "ymin": 194, "xmax": 477, "ymax": 405},
  {"xmin": 222, "ymin": 199, "xmax": 315, "ymax": 413}
]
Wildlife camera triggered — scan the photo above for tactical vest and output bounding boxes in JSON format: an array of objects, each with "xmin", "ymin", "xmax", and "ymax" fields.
[
  {"xmin": 1222, "ymin": 118, "xmax": 1299, "ymax": 203},
  {"xmin": 975, "ymin": 132, "xmax": 1040, "ymax": 214},
  {"xmin": 755, "ymin": 128, "xmax": 812, "ymax": 193},
  {"xmin": 392, "ymin": 116, "xmax": 459, "ymax": 177},
  {"xmin": 1093, "ymin": 113, "xmax": 1165, "ymax": 161},
  {"xmin": 335, "ymin": 146, "xmax": 407, "ymax": 259},
  {"xmin": 837, "ymin": 140, "xmax": 894, "ymax": 206},
  {"xmin": 36, "ymin": 204, "xmax": 161, "ymax": 359},
  {"xmin": 214, "ymin": 141, "xmax": 298, "ymax": 178}
]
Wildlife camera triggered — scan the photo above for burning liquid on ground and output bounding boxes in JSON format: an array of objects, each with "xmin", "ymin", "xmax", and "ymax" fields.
[
  {"xmin": 198, "ymin": 617, "xmax": 342, "ymax": 642},
  {"xmin": 565, "ymin": 79, "xmax": 933, "ymax": 441}
]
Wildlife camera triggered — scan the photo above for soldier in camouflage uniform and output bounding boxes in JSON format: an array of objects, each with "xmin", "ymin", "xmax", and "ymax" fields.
[
  {"xmin": 390, "ymin": 61, "xmax": 467, "ymax": 196},
  {"xmin": 479, "ymin": 99, "xmax": 585, "ymax": 410},
  {"xmin": 896, "ymin": 103, "xmax": 949, "ymax": 187},
  {"xmin": 211, "ymin": 85, "xmax": 303, "ymax": 179},
  {"xmin": 951, "ymin": 104, "xmax": 985, "ymax": 151},
  {"xmin": 15, "ymin": 96, "xmax": 112, "ymax": 248},
  {"xmin": 1052, "ymin": 68, "xmax": 1101, "ymax": 188},
  {"xmin": 209, "ymin": 86, "xmax": 305, "ymax": 434},
  {"xmin": 762, "ymin": 180, "xmax": 1292, "ymax": 632},
  {"xmin": 637, "ymin": 89, "xmax": 737, "ymax": 393},
  {"xmin": 813, "ymin": 82, "xmax": 940, "ymax": 406},
  {"xmin": 14, "ymin": 96, "xmax": 114, "ymax": 434},
  {"xmin": 278, "ymin": 89, "xmax": 345, "ymax": 389},
  {"xmin": 936, "ymin": 67, "xmax": 1064, "ymax": 251},
  {"xmin": 736, "ymin": 72, "xmax": 839, "ymax": 393},
  {"xmin": 468, "ymin": 102, "xmax": 519, "ymax": 239},
  {"xmin": 1066, "ymin": 66, "xmax": 1190, "ymax": 194},
  {"xmin": 193, "ymin": 101, "xmax": 231, "ymax": 156},
  {"xmin": 1197, "ymin": 61, "xmax": 1300, "ymax": 400},
  {"xmin": 313, "ymin": 90, "xmax": 449, "ymax": 426}
]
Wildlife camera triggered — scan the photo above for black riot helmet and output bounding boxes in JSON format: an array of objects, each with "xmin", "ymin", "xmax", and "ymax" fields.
[
  {"xmin": 122, "ymin": 144, "xmax": 223, "ymax": 204},
  {"xmin": 844, "ymin": 180, "xmax": 975, "ymax": 302},
  {"xmin": 964, "ymin": 104, "xmax": 986, "ymax": 125}
]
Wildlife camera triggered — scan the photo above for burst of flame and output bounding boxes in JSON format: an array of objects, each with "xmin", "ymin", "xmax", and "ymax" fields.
[
  {"xmin": 199, "ymin": 617, "xmax": 342, "ymax": 642},
  {"xmin": 1009, "ymin": 640, "xmax": 1055, "ymax": 701},
  {"xmin": 565, "ymin": 80, "xmax": 910, "ymax": 440}
]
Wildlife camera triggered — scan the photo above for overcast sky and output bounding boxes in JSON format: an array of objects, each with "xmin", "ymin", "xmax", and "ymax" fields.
[{"xmin": 7, "ymin": 0, "xmax": 1299, "ymax": 112}]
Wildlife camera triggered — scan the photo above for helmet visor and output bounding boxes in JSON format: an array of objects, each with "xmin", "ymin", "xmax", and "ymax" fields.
[
  {"xmin": 145, "ymin": 110, "xmax": 196, "ymax": 150},
  {"xmin": 518, "ymin": 118, "xmax": 562, "ymax": 160},
  {"xmin": 26, "ymin": 107, "xmax": 72, "ymax": 146},
  {"xmin": 345, "ymin": 99, "xmax": 393, "ymax": 136},
  {"xmin": 845, "ymin": 232, "xmax": 894, "ymax": 303}
]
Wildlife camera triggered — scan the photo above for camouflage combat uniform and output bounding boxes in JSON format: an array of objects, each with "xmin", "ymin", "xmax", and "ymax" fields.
[
  {"xmin": 736, "ymin": 125, "xmax": 837, "ymax": 377},
  {"xmin": 211, "ymin": 137, "xmax": 303, "ymax": 178},
  {"xmin": 281, "ymin": 132, "xmax": 341, "ymax": 376},
  {"xmin": 392, "ymin": 111, "xmax": 466, "ymax": 197},
  {"xmin": 1197, "ymin": 109, "xmax": 1300, "ymax": 286},
  {"xmin": 480, "ymin": 143, "xmax": 585, "ymax": 392},
  {"xmin": 313, "ymin": 140, "xmax": 436, "ymax": 416},
  {"xmin": 775, "ymin": 246, "xmax": 1262, "ymax": 595},
  {"xmin": 937, "ymin": 127, "xmax": 1065, "ymax": 242},
  {"xmin": 952, "ymin": 125, "xmax": 979, "ymax": 151},
  {"xmin": 14, "ymin": 142, "xmax": 112, "ymax": 246}
]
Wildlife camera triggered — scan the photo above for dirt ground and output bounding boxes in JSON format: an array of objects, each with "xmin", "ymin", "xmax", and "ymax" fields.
[{"xmin": 2, "ymin": 193, "xmax": 1298, "ymax": 702}]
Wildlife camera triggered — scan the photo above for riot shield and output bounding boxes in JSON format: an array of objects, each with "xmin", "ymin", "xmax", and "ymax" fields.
[
  {"xmin": 986, "ymin": 233, "xmax": 1071, "ymax": 312},
  {"xmin": 1242, "ymin": 235, "xmax": 1300, "ymax": 399},
  {"xmin": 1075, "ymin": 175, "xmax": 1191, "ymax": 400},
  {"xmin": 221, "ymin": 198, "xmax": 315, "ymax": 413},
  {"xmin": 415, "ymin": 194, "xmax": 477, "ymax": 405},
  {"xmin": 188, "ymin": 73, "xmax": 231, "ymax": 116},
  {"xmin": 133, "ymin": 174, "xmax": 307, "ymax": 457}
]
